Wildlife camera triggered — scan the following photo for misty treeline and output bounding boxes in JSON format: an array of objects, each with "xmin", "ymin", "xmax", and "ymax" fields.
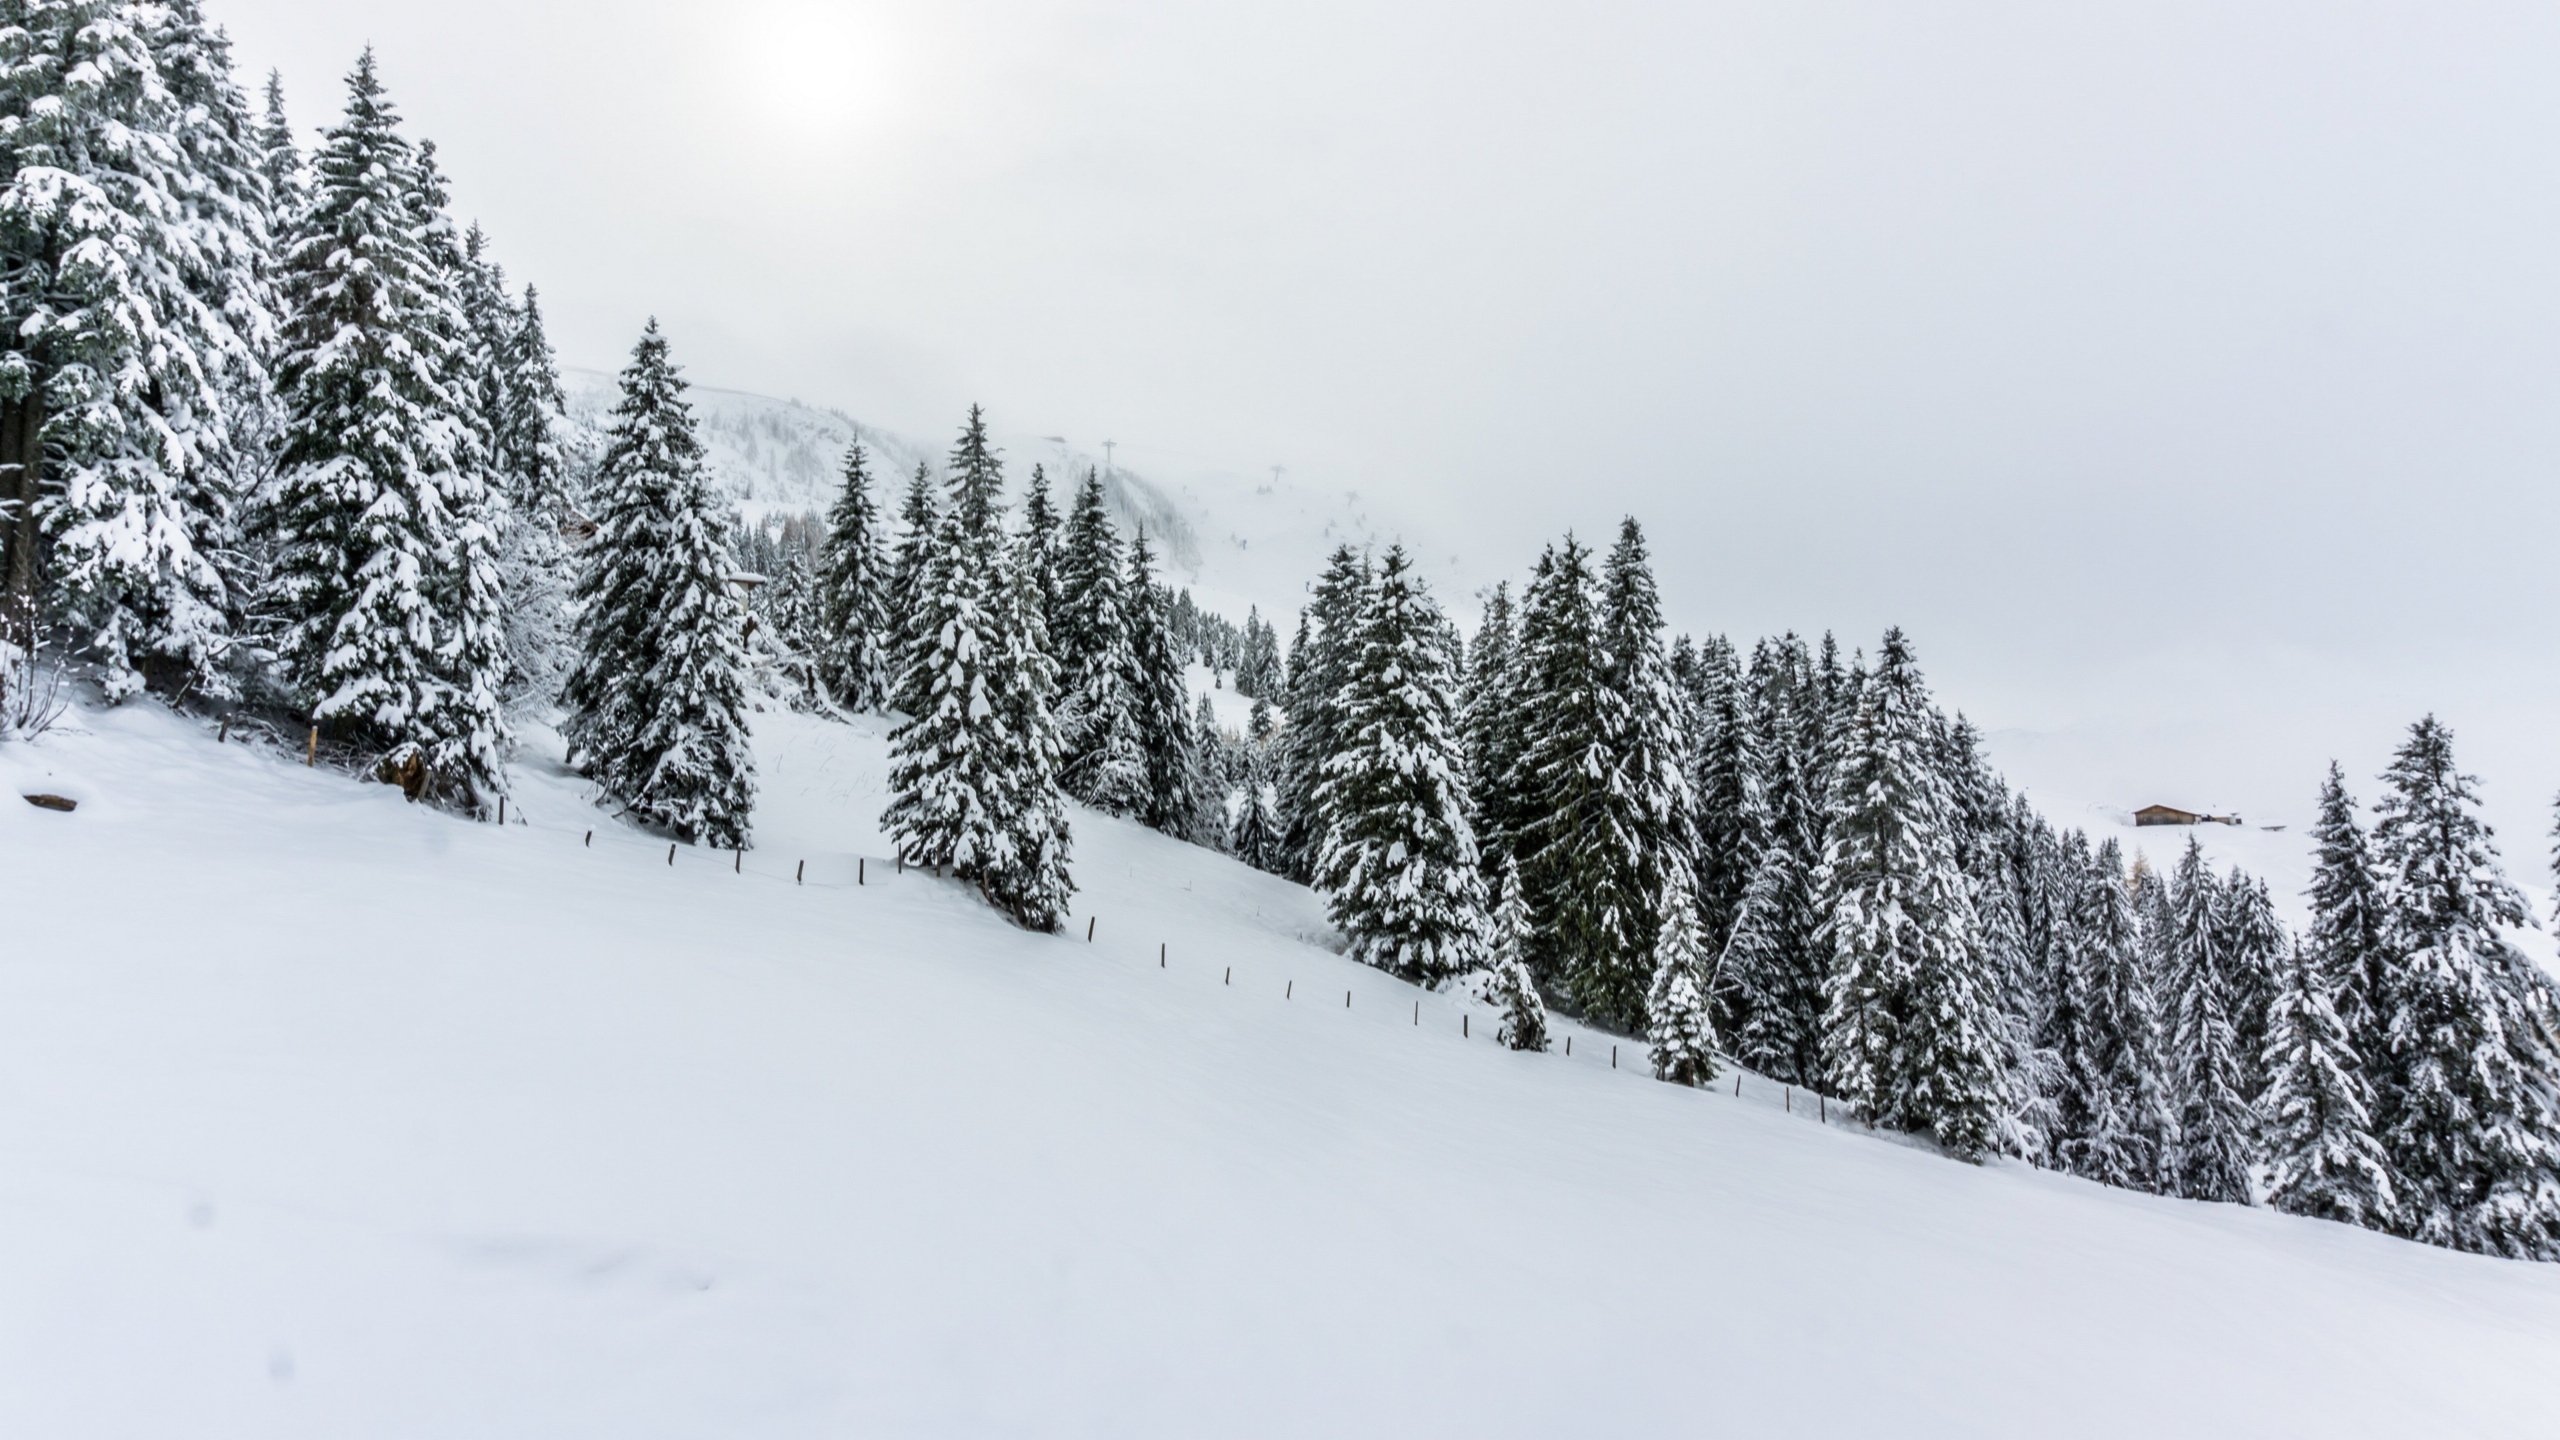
[
  {"xmin": 9, "ymin": 3, "xmax": 2552, "ymax": 1266},
  {"xmin": 0, "ymin": 13, "xmax": 581, "ymax": 804}
]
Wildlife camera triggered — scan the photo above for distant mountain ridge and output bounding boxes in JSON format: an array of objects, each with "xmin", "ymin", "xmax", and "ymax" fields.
[{"xmin": 561, "ymin": 368, "xmax": 1206, "ymax": 576}]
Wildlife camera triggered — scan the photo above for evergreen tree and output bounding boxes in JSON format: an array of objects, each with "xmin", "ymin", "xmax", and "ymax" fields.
[
  {"xmin": 885, "ymin": 459, "xmax": 937, "ymax": 677},
  {"xmin": 1019, "ymin": 462, "xmax": 1063, "ymax": 643},
  {"xmin": 1460, "ymin": 581, "xmax": 1529, "ymax": 878},
  {"xmin": 815, "ymin": 442, "xmax": 893, "ymax": 710},
  {"xmin": 2218, "ymin": 869, "xmax": 2287, "ymax": 1101},
  {"xmin": 255, "ymin": 67, "xmax": 302, "ymax": 215},
  {"xmin": 1, "ymin": 0, "xmax": 279, "ymax": 696},
  {"xmin": 2131, "ymin": 853, "xmax": 2182, "ymax": 1190},
  {"xmin": 2308, "ymin": 763, "xmax": 2390, "ymax": 1079},
  {"xmin": 1596, "ymin": 516, "xmax": 1697, "ymax": 966},
  {"xmin": 2263, "ymin": 939, "xmax": 2400, "ymax": 1231},
  {"xmin": 1190, "ymin": 689, "xmax": 1230, "ymax": 845},
  {"xmin": 262, "ymin": 51, "xmax": 506, "ymax": 805},
  {"xmin": 1228, "ymin": 744, "xmax": 1284, "ymax": 873},
  {"xmin": 1646, "ymin": 866, "xmax": 1718, "ymax": 1086},
  {"xmin": 1815, "ymin": 629, "xmax": 2005, "ymax": 1159},
  {"xmin": 2038, "ymin": 828, "xmax": 2110, "ymax": 1173},
  {"xmin": 402, "ymin": 138, "xmax": 511, "ymax": 748},
  {"xmin": 1276, "ymin": 545, "xmax": 1370, "ymax": 881},
  {"xmin": 979, "ymin": 505, "xmax": 1075, "ymax": 930},
  {"xmin": 880, "ymin": 407, "xmax": 1075, "ymax": 929},
  {"xmin": 1125, "ymin": 526, "xmax": 1196, "ymax": 838},
  {"xmin": 1312, "ymin": 545, "xmax": 1489, "ymax": 986},
  {"xmin": 1689, "ymin": 634, "xmax": 1763, "ymax": 951},
  {"xmin": 1718, "ymin": 639, "xmax": 1824, "ymax": 1085},
  {"xmin": 2165, "ymin": 839, "xmax": 2254, "ymax": 1203},
  {"xmin": 490, "ymin": 281, "xmax": 574, "ymax": 710},
  {"xmin": 1236, "ymin": 605, "xmax": 1282, "ymax": 698},
  {"xmin": 2369, "ymin": 716, "xmax": 2560, "ymax": 1258},
  {"xmin": 1050, "ymin": 469, "xmax": 1131, "ymax": 797},
  {"xmin": 1481, "ymin": 856, "xmax": 1550, "ymax": 1052},
  {"xmin": 2072, "ymin": 838, "xmax": 2172, "ymax": 1189},
  {"xmin": 1512, "ymin": 535, "xmax": 1641, "ymax": 1022},
  {"xmin": 559, "ymin": 321, "xmax": 754, "ymax": 847}
]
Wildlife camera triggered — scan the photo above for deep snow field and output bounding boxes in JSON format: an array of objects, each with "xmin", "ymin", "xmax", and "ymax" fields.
[{"xmin": 5, "ymin": 700, "xmax": 2560, "ymax": 1438}]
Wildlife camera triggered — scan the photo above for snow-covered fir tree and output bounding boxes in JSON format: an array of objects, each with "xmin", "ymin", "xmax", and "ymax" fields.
[
  {"xmin": 1595, "ymin": 516, "xmax": 1698, "ymax": 977},
  {"xmin": 0, "ymin": 0, "xmax": 278, "ymax": 697},
  {"xmin": 1276, "ymin": 546, "xmax": 1370, "ymax": 881},
  {"xmin": 1815, "ymin": 629, "xmax": 2005, "ymax": 1159},
  {"xmin": 402, "ymin": 138, "xmax": 512, "ymax": 749},
  {"xmin": 880, "ymin": 407, "xmax": 1075, "ymax": 929},
  {"xmin": 884, "ymin": 459, "xmax": 937, "ymax": 674},
  {"xmin": 1514, "ymin": 534, "xmax": 1653, "ymax": 1027},
  {"xmin": 489, "ymin": 281, "xmax": 575, "ymax": 710},
  {"xmin": 1235, "ymin": 605, "xmax": 1282, "ymax": 698},
  {"xmin": 1191, "ymin": 689, "xmax": 1232, "ymax": 841},
  {"xmin": 1718, "ymin": 639, "xmax": 1824, "ymax": 1086},
  {"xmin": 1311, "ymin": 545, "xmax": 1489, "ymax": 987},
  {"xmin": 2368, "ymin": 716, "xmax": 2560, "ymax": 1259},
  {"xmin": 254, "ymin": 67, "xmax": 301, "ymax": 213},
  {"xmin": 2263, "ymin": 939, "xmax": 2399, "ymax": 1232},
  {"xmin": 977, "ymin": 505, "xmax": 1075, "ymax": 930},
  {"xmin": 1480, "ymin": 856, "xmax": 1550, "ymax": 1052},
  {"xmin": 1936, "ymin": 713, "xmax": 2049, "ymax": 1162},
  {"xmin": 1460, "ymin": 581, "xmax": 1529, "ymax": 879},
  {"xmin": 2074, "ymin": 837, "xmax": 2172, "ymax": 1191},
  {"xmin": 261, "ymin": 50, "xmax": 507, "ymax": 807},
  {"xmin": 557, "ymin": 320, "xmax": 754, "ymax": 847},
  {"xmin": 1646, "ymin": 866, "xmax": 1718, "ymax": 1086},
  {"xmin": 1051, "ymin": 469, "xmax": 1134, "ymax": 802},
  {"xmin": 1689, "ymin": 634, "xmax": 1765, "ymax": 952},
  {"xmin": 1124, "ymin": 526, "xmax": 1198, "ymax": 838},
  {"xmin": 2307, "ymin": 762, "xmax": 2390, "ymax": 1080},
  {"xmin": 2165, "ymin": 839, "xmax": 2254, "ymax": 1203},
  {"xmin": 815, "ymin": 442, "xmax": 893, "ymax": 711},
  {"xmin": 2216, "ymin": 869, "xmax": 2286, "ymax": 1103},
  {"xmin": 1018, "ymin": 462, "xmax": 1063, "ymax": 646},
  {"xmin": 1228, "ymin": 743, "xmax": 1284, "ymax": 873}
]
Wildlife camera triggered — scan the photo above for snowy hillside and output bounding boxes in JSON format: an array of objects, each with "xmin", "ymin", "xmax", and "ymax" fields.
[{"xmin": 6, "ymin": 703, "xmax": 2559, "ymax": 1437}]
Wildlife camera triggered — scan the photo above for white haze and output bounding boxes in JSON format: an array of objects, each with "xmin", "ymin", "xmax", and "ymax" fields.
[{"xmin": 220, "ymin": 1, "xmax": 2560, "ymax": 850}]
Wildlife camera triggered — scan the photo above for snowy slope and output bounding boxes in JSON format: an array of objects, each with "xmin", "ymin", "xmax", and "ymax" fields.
[{"xmin": 6, "ymin": 705, "xmax": 2560, "ymax": 1437}]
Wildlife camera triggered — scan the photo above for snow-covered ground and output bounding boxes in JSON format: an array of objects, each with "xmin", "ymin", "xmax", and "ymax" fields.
[{"xmin": 7, "ymin": 702, "xmax": 2559, "ymax": 1437}]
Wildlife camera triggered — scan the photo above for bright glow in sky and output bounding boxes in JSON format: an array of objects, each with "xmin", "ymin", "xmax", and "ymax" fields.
[{"xmin": 217, "ymin": 1, "xmax": 2560, "ymax": 844}]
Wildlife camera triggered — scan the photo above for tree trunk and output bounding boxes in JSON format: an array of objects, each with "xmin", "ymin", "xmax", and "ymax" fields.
[{"xmin": 1, "ymin": 390, "xmax": 42, "ymax": 640}]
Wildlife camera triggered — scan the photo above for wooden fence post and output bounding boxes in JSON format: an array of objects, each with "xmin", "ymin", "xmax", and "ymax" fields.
[
  {"xmin": 305, "ymin": 727, "xmax": 317, "ymax": 766},
  {"xmin": 1286, "ymin": 981, "xmax": 1294, "ymax": 1000},
  {"xmin": 1087, "ymin": 917, "xmax": 1096, "ymax": 942},
  {"xmin": 1462, "ymin": 1014, "xmax": 1469, "ymax": 1038},
  {"xmin": 584, "ymin": 830, "xmax": 592, "ymax": 847},
  {"xmin": 1160, "ymin": 943, "xmax": 1166, "ymax": 969},
  {"xmin": 497, "ymin": 797, "xmax": 505, "ymax": 825},
  {"xmin": 797, "ymin": 860, "xmax": 805, "ymax": 884},
  {"xmin": 1611, "ymin": 1045, "xmax": 1617, "ymax": 1070},
  {"xmin": 667, "ymin": 843, "xmax": 676, "ymax": 866}
]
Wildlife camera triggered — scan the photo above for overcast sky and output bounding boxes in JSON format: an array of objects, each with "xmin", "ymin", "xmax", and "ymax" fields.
[{"xmin": 219, "ymin": 1, "xmax": 2560, "ymax": 840}]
